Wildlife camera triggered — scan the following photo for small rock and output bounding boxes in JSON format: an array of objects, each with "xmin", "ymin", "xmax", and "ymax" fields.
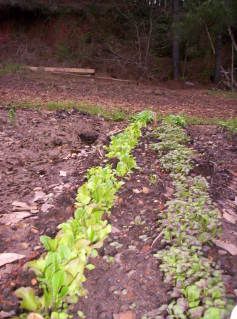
[
  {"xmin": 142, "ymin": 187, "xmax": 150, "ymax": 194},
  {"xmin": 0, "ymin": 253, "xmax": 25, "ymax": 267},
  {"xmin": 33, "ymin": 246, "xmax": 41, "ymax": 251},
  {"xmin": 31, "ymin": 227, "xmax": 39, "ymax": 234},
  {"xmin": 127, "ymin": 270, "xmax": 136, "ymax": 277},
  {"xmin": 133, "ymin": 189, "xmax": 140, "ymax": 194},
  {"xmin": 27, "ymin": 314, "xmax": 44, "ymax": 319},
  {"xmin": 113, "ymin": 311, "xmax": 136, "ymax": 319},
  {"xmin": 21, "ymin": 242, "xmax": 29, "ymax": 249},
  {"xmin": 31, "ymin": 278, "xmax": 37, "ymax": 286},
  {"xmin": 59, "ymin": 170, "xmax": 67, "ymax": 177}
]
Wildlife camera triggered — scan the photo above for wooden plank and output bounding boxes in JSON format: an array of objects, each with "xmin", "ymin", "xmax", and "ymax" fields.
[{"xmin": 27, "ymin": 66, "xmax": 95, "ymax": 75}]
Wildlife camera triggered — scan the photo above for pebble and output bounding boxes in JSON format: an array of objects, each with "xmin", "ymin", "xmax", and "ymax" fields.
[{"xmin": 31, "ymin": 278, "xmax": 37, "ymax": 286}]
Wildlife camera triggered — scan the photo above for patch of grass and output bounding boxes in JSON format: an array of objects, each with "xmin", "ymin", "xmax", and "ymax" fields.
[
  {"xmin": 9, "ymin": 100, "xmax": 128, "ymax": 122},
  {"xmin": 207, "ymin": 89, "xmax": 237, "ymax": 100},
  {"xmin": 182, "ymin": 115, "xmax": 221, "ymax": 126},
  {"xmin": 0, "ymin": 63, "xmax": 23, "ymax": 76},
  {"xmin": 219, "ymin": 118, "xmax": 237, "ymax": 134}
]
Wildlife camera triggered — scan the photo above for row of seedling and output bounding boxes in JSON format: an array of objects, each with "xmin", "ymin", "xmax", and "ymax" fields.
[
  {"xmin": 15, "ymin": 111, "xmax": 154, "ymax": 319},
  {"xmin": 152, "ymin": 116, "xmax": 230, "ymax": 319}
]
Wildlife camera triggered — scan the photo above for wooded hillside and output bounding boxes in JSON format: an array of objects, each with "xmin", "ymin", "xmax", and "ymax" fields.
[{"xmin": 0, "ymin": 0, "xmax": 236, "ymax": 85}]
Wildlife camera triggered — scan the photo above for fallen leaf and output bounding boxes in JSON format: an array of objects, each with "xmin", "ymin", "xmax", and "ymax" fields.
[
  {"xmin": 213, "ymin": 239, "xmax": 237, "ymax": 255},
  {"xmin": 223, "ymin": 211, "xmax": 237, "ymax": 224},
  {"xmin": 0, "ymin": 253, "xmax": 25, "ymax": 267},
  {"xmin": 12, "ymin": 201, "xmax": 32, "ymax": 211},
  {"xmin": 0, "ymin": 211, "xmax": 32, "ymax": 225},
  {"xmin": 113, "ymin": 311, "xmax": 136, "ymax": 319},
  {"xmin": 0, "ymin": 311, "xmax": 16, "ymax": 318}
]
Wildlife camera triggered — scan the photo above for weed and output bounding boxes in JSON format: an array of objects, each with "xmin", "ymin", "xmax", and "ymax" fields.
[
  {"xmin": 8, "ymin": 106, "xmax": 16, "ymax": 123},
  {"xmin": 148, "ymin": 174, "xmax": 157, "ymax": 185},
  {"xmin": 218, "ymin": 118, "xmax": 237, "ymax": 134}
]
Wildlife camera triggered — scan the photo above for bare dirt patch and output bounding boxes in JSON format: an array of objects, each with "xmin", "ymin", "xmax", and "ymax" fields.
[{"xmin": 0, "ymin": 71, "xmax": 237, "ymax": 118}]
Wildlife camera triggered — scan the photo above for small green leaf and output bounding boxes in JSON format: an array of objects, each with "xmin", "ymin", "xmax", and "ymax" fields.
[
  {"xmin": 203, "ymin": 307, "xmax": 222, "ymax": 319},
  {"xmin": 86, "ymin": 263, "xmax": 95, "ymax": 270},
  {"xmin": 15, "ymin": 287, "xmax": 40, "ymax": 311},
  {"xmin": 76, "ymin": 184, "xmax": 91, "ymax": 205}
]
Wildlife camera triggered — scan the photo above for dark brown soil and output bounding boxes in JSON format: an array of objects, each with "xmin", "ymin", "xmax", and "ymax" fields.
[
  {"xmin": 188, "ymin": 126, "xmax": 237, "ymax": 298},
  {"xmin": 0, "ymin": 108, "xmax": 123, "ymax": 312}
]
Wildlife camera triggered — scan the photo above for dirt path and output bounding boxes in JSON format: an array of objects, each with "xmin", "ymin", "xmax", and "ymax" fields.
[{"xmin": 0, "ymin": 71, "xmax": 237, "ymax": 118}]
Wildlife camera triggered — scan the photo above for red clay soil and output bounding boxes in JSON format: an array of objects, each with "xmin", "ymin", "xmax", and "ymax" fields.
[{"xmin": 0, "ymin": 71, "xmax": 237, "ymax": 118}]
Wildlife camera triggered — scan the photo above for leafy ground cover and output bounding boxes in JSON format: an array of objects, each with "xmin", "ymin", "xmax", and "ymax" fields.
[
  {"xmin": 152, "ymin": 116, "xmax": 229, "ymax": 318},
  {"xmin": 0, "ymin": 106, "xmax": 237, "ymax": 319}
]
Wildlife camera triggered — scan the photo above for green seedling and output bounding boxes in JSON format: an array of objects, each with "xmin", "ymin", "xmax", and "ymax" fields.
[{"xmin": 15, "ymin": 111, "xmax": 153, "ymax": 318}]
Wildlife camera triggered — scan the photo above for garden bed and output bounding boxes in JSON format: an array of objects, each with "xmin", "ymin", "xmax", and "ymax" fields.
[{"xmin": 0, "ymin": 109, "xmax": 237, "ymax": 319}]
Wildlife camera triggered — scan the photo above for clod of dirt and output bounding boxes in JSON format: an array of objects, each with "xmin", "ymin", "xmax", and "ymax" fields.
[{"xmin": 79, "ymin": 131, "xmax": 99, "ymax": 144}]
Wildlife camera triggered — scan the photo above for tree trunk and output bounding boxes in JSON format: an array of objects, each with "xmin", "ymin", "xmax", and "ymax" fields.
[
  {"xmin": 172, "ymin": 0, "xmax": 180, "ymax": 80},
  {"xmin": 214, "ymin": 33, "xmax": 222, "ymax": 83}
]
